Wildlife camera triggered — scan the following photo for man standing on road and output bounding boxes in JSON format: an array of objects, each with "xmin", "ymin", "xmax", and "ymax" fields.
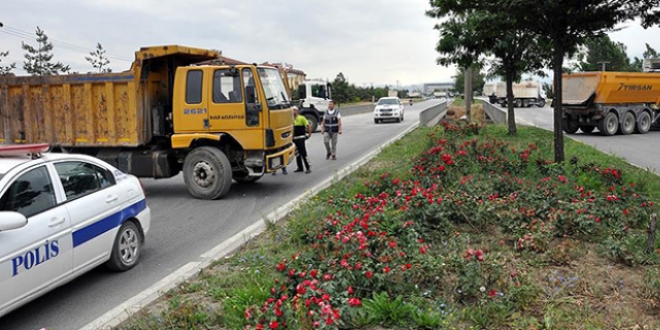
[
  {"xmin": 292, "ymin": 106, "xmax": 312, "ymax": 173},
  {"xmin": 321, "ymin": 100, "xmax": 342, "ymax": 160}
]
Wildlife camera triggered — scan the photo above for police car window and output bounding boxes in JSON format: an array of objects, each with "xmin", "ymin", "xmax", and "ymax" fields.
[
  {"xmin": 0, "ymin": 166, "xmax": 57, "ymax": 218},
  {"xmin": 54, "ymin": 162, "xmax": 115, "ymax": 201}
]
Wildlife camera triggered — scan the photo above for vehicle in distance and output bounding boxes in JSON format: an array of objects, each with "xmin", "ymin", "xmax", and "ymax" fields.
[
  {"xmin": 374, "ymin": 97, "xmax": 405, "ymax": 124},
  {"xmin": 0, "ymin": 144, "xmax": 151, "ymax": 318},
  {"xmin": 484, "ymin": 81, "xmax": 546, "ymax": 107},
  {"xmin": 561, "ymin": 66, "xmax": 660, "ymax": 136},
  {"xmin": 0, "ymin": 45, "xmax": 296, "ymax": 200}
]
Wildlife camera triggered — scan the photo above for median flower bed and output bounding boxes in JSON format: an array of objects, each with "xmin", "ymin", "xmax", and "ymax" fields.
[{"xmin": 121, "ymin": 124, "xmax": 660, "ymax": 330}]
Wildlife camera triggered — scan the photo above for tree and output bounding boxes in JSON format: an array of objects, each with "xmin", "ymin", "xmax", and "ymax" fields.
[
  {"xmin": 0, "ymin": 51, "xmax": 16, "ymax": 76},
  {"xmin": 575, "ymin": 35, "xmax": 634, "ymax": 72},
  {"xmin": 85, "ymin": 43, "xmax": 111, "ymax": 73},
  {"xmin": 542, "ymin": 82, "xmax": 554, "ymax": 100},
  {"xmin": 22, "ymin": 26, "xmax": 70, "ymax": 76},
  {"xmin": 428, "ymin": 3, "xmax": 548, "ymax": 135},
  {"xmin": 331, "ymin": 72, "xmax": 351, "ymax": 105},
  {"xmin": 453, "ymin": 67, "xmax": 485, "ymax": 95}
]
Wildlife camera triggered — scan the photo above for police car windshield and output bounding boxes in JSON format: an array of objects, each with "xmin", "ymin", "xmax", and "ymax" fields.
[{"xmin": 378, "ymin": 99, "xmax": 398, "ymax": 105}]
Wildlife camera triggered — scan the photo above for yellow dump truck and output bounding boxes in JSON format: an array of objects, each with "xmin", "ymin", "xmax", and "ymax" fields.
[
  {"xmin": 562, "ymin": 71, "xmax": 660, "ymax": 136},
  {"xmin": 0, "ymin": 45, "xmax": 295, "ymax": 199}
]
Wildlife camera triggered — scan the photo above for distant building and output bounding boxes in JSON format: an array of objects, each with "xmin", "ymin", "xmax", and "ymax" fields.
[{"xmin": 423, "ymin": 82, "xmax": 454, "ymax": 95}]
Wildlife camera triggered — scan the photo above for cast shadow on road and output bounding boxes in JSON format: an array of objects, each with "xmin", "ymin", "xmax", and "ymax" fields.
[{"xmin": 141, "ymin": 177, "xmax": 292, "ymax": 201}]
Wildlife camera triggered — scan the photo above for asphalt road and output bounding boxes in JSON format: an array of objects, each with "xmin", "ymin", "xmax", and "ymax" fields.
[
  {"xmin": 2, "ymin": 100, "xmax": 443, "ymax": 330},
  {"xmin": 489, "ymin": 102, "xmax": 660, "ymax": 173}
]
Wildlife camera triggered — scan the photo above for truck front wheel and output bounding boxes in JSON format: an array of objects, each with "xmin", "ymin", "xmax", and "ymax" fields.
[
  {"xmin": 183, "ymin": 147, "xmax": 233, "ymax": 200},
  {"xmin": 562, "ymin": 118, "xmax": 579, "ymax": 134},
  {"xmin": 305, "ymin": 114, "xmax": 319, "ymax": 133}
]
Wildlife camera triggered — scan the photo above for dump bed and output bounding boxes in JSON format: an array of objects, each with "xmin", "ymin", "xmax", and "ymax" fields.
[
  {"xmin": 562, "ymin": 72, "xmax": 660, "ymax": 106},
  {"xmin": 512, "ymin": 81, "xmax": 539, "ymax": 99},
  {"xmin": 0, "ymin": 45, "xmax": 219, "ymax": 147}
]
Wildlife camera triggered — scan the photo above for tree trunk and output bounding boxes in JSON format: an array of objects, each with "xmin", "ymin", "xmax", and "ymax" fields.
[
  {"xmin": 506, "ymin": 70, "xmax": 517, "ymax": 135},
  {"xmin": 553, "ymin": 42, "xmax": 565, "ymax": 163},
  {"xmin": 464, "ymin": 66, "xmax": 472, "ymax": 122}
]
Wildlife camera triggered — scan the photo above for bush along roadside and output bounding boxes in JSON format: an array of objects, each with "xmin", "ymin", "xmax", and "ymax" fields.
[{"xmin": 121, "ymin": 124, "xmax": 660, "ymax": 330}]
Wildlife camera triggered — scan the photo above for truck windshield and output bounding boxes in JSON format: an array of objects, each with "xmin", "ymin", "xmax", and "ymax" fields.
[{"xmin": 258, "ymin": 68, "xmax": 290, "ymax": 110}]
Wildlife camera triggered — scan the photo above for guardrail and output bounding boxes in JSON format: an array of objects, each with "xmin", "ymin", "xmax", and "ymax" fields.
[
  {"xmin": 418, "ymin": 101, "xmax": 448, "ymax": 127},
  {"xmin": 483, "ymin": 101, "xmax": 507, "ymax": 124},
  {"xmin": 337, "ymin": 104, "xmax": 374, "ymax": 117}
]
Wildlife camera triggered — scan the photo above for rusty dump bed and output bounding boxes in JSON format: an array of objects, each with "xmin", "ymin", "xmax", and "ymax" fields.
[
  {"xmin": 562, "ymin": 72, "xmax": 660, "ymax": 106},
  {"xmin": 0, "ymin": 45, "xmax": 219, "ymax": 147}
]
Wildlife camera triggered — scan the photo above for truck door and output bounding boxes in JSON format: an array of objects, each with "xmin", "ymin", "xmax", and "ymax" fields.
[
  {"xmin": 175, "ymin": 69, "xmax": 210, "ymax": 133},
  {"xmin": 207, "ymin": 69, "xmax": 250, "ymax": 132}
]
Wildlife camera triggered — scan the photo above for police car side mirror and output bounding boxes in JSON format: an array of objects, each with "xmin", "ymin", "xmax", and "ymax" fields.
[{"xmin": 0, "ymin": 212, "xmax": 28, "ymax": 231}]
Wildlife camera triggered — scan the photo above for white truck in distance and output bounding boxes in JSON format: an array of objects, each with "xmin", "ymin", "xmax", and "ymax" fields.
[
  {"xmin": 484, "ymin": 81, "xmax": 547, "ymax": 107},
  {"xmin": 296, "ymin": 79, "xmax": 332, "ymax": 132}
]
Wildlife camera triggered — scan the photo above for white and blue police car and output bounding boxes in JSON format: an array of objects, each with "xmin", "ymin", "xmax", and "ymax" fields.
[{"xmin": 0, "ymin": 144, "xmax": 151, "ymax": 318}]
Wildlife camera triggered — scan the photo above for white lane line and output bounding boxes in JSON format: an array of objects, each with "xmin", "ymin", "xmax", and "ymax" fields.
[{"xmin": 79, "ymin": 106, "xmax": 432, "ymax": 330}]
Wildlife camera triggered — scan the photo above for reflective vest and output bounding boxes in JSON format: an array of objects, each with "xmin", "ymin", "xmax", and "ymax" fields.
[{"xmin": 324, "ymin": 110, "xmax": 340, "ymax": 133}]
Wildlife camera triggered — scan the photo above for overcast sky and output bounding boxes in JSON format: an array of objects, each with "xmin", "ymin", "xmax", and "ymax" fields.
[{"xmin": 1, "ymin": 0, "xmax": 659, "ymax": 88}]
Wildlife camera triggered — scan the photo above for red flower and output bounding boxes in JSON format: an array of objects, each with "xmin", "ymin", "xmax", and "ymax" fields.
[
  {"xmin": 355, "ymin": 262, "xmax": 362, "ymax": 270},
  {"xmin": 365, "ymin": 271, "xmax": 374, "ymax": 279},
  {"xmin": 347, "ymin": 286, "xmax": 354, "ymax": 295},
  {"xmin": 269, "ymin": 321, "xmax": 279, "ymax": 329},
  {"xmin": 388, "ymin": 241, "xmax": 397, "ymax": 248},
  {"xmin": 384, "ymin": 266, "xmax": 391, "ymax": 274},
  {"xmin": 348, "ymin": 297, "xmax": 362, "ymax": 307},
  {"xmin": 310, "ymin": 269, "xmax": 318, "ymax": 278},
  {"xmin": 275, "ymin": 308, "xmax": 283, "ymax": 317},
  {"xmin": 288, "ymin": 269, "xmax": 296, "ymax": 277},
  {"xmin": 245, "ymin": 308, "xmax": 252, "ymax": 319},
  {"xmin": 277, "ymin": 263, "xmax": 286, "ymax": 272},
  {"xmin": 406, "ymin": 263, "xmax": 412, "ymax": 269},
  {"xmin": 489, "ymin": 290, "xmax": 497, "ymax": 298},
  {"xmin": 322, "ymin": 293, "xmax": 331, "ymax": 301},
  {"xmin": 322, "ymin": 274, "xmax": 333, "ymax": 281},
  {"xmin": 296, "ymin": 284, "xmax": 307, "ymax": 295}
]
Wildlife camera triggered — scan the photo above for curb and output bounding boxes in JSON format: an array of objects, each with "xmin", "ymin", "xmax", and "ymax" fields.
[{"xmin": 79, "ymin": 110, "xmax": 429, "ymax": 330}]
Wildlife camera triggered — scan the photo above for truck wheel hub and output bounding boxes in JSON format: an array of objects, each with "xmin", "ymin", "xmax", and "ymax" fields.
[{"xmin": 193, "ymin": 162, "xmax": 215, "ymax": 187}]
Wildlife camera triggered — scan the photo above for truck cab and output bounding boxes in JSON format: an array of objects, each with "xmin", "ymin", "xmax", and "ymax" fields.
[{"xmin": 296, "ymin": 80, "xmax": 332, "ymax": 132}]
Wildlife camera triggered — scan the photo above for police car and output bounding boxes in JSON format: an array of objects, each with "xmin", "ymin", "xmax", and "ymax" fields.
[{"xmin": 0, "ymin": 144, "xmax": 151, "ymax": 318}]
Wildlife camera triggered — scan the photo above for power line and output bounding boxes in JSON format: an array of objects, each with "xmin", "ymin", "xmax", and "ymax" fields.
[{"xmin": 1, "ymin": 24, "xmax": 132, "ymax": 62}]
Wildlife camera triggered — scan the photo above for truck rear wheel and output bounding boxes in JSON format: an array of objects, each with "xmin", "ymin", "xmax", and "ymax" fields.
[
  {"xmin": 620, "ymin": 112, "xmax": 635, "ymax": 135},
  {"xmin": 538, "ymin": 99, "xmax": 546, "ymax": 107},
  {"xmin": 636, "ymin": 111, "xmax": 652, "ymax": 134},
  {"xmin": 183, "ymin": 147, "xmax": 233, "ymax": 200},
  {"xmin": 515, "ymin": 99, "xmax": 523, "ymax": 108},
  {"xmin": 305, "ymin": 114, "xmax": 319, "ymax": 133},
  {"xmin": 562, "ymin": 118, "xmax": 579, "ymax": 134},
  {"xmin": 599, "ymin": 112, "xmax": 619, "ymax": 136}
]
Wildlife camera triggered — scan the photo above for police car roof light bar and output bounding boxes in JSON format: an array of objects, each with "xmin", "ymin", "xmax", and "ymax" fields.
[{"xmin": 0, "ymin": 144, "xmax": 50, "ymax": 159}]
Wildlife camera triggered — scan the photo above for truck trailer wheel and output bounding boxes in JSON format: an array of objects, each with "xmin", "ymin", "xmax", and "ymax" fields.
[
  {"xmin": 305, "ymin": 114, "xmax": 319, "ymax": 133},
  {"xmin": 636, "ymin": 111, "xmax": 652, "ymax": 134},
  {"xmin": 183, "ymin": 147, "xmax": 233, "ymax": 200},
  {"xmin": 537, "ymin": 99, "xmax": 546, "ymax": 107},
  {"xmin": 598, "ymin": 112, "xmax": 619, "ymax": 136},
  {"xmin": 562, "ymin": 118, "xmax": 579, "ymax": 134},
  {"xmin": 619, "ymin": 112, "xmax": 636, "ymax": 135}
]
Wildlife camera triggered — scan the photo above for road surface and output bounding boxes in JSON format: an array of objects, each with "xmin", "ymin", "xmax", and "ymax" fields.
[{"xmin": 2, "ymin": 100, "xmax": 443, "ymax": 330}]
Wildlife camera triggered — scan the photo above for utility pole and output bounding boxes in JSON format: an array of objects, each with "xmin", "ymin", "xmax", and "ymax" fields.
[{"xmin": 464, "ymin": 66, "xmax": 473, "ymax": 121}]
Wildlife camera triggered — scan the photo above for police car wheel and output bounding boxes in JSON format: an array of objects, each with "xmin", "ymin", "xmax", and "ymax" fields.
[
  {"xmin": 183, "ymin": 147, "xmax": 233, "ymax": 200},
  {"xmin": 107, "ymin": 221, "xmax": 141, "ymax": 271}
]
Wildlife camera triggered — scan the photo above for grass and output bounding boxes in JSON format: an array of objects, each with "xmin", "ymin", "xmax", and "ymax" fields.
[
  {"xmin": 118, "ymin": 123, "xmax": 660, "ymax": 330},
  {"xmin": 451, "ymin": 98, "xmax": 483, "ymax": 107}
]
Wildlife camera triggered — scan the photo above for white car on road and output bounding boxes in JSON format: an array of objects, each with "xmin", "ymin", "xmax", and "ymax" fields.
[
  {"xmin": 374, "ymin": 97, "xmax": 405, "ymax": 124},
  {"xmin": 0, "ymin": 144, "xmax": 150, "ymax": 318}
]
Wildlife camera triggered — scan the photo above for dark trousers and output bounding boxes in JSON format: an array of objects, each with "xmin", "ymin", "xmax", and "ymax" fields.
[{"xmin": 294, "ymin": 138, "xmax": 310, "ymax": 170}]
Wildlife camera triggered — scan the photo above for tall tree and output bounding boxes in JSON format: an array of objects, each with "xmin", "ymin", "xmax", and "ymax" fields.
[
  {"xmin": 331, "ymin": 72, "xmax": 350, "ymax": 105},
  {"xmin": 427, "ymin": 3, "xmax": 548, "ymax": 135},
  {"xmin": 22, "ymin": 26, "xmax": 70, "ymax": 76},
  {"xmin": 85, "ymin": 43, "xmax": 111, "ymax": 73},
  {"xmin": 0, "ymin": 51, "xmax": 16, "ymax": 76},
  {"xmin": 575, "ymin": 35, "xmax": 634, "ymax": 72}
]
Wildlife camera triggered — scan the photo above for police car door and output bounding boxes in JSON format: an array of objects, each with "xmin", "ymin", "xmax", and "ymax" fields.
[
  {"xmin": 53, "ymin": 161, "xmax": 124, "ymax": 274},
  {"xmin": 0, "ymin": 165, "xmax": 73, "ymax": 314}
]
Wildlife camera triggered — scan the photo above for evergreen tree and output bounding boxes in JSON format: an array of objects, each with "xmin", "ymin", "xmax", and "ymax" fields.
[
  {"xmin": 85, "ymin": 43, "xmax": 111, "ymax": 73},
  {"xmin": 22, "ymin": 26, "xmax": 70, "ymax": 75},
  {"xmin": 0, "ymin": 51, "xmax": 16, "ymax": 76}
]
